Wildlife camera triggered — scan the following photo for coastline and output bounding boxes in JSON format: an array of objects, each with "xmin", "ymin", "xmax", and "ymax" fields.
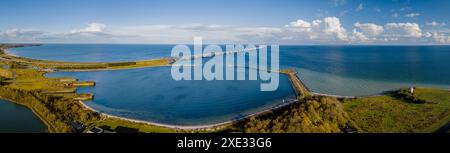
[
  {"xmin": 76, "ymin": 97, "xmax": 299, "ymax": 130},
  {"xmin": 2, "ymin": 48, "xmax": 18, "ymax": 57},
  {"xmin": 56, "ymin": 65, "xmax": 172, "ymax": 72}
]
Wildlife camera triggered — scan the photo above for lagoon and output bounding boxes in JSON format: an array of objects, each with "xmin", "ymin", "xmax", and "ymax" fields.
[
  {"xmin": 0, "ymin": 100, "xmax": 47, "ymax": 133},
  {"xmin": 46, "ymin": 66, "xmax": 295, "ymax": 125}
]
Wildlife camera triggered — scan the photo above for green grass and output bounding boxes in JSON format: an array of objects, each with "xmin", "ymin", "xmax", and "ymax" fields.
[
  {"xmin": 91, "ymin": 118, "xmax": 177, "ymax": 133},
  {"xmin": 343, "ymin": 88, "xmax": 450, "ymax": 133},
  {"xmin": 3, "ymin": 68, "xmax": 71, "ymax": 92}
]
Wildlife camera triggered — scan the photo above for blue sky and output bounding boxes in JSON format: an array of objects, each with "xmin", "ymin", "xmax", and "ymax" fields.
[{"xmin": 0, "ymin": 0, "xmax": 449, "ymax": 44}]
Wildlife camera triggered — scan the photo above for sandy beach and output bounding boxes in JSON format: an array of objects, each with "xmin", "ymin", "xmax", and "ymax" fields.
[{"xmin": 77, "ymin": 98, "xmax": 298, "ymax": 130}]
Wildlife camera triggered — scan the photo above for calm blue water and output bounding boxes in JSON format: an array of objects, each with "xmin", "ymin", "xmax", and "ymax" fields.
[
  {"xmin": 10, "ymin": 44, "xmax": 450, "ymax": 125},
  {"xmin": 278, "ymin": 46, "xmax": 450, "ymax": 96},
  {"xmin": 46, "ymin": 67, "xmax": 295, "ymax": 125},
  {"xmin": 0, "ymin": 100, "xmax": 47, "ymax": 133}
]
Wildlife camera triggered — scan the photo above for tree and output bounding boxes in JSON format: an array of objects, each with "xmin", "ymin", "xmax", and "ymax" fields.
[{"xmin": 235, "ymin": 96, "xmax": 358, "ymax": 133}]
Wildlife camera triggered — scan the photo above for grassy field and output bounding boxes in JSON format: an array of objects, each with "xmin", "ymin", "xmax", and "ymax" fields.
[
  {"xmin": 343, "ymin": 88, "xmax": 450, "ymax": 133},
  {"xmin": 89, "ymin": 118, "xmax": 177, "ymax": 133}
]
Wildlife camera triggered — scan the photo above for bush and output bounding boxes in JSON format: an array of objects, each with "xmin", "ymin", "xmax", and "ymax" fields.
[
  {"xmin": 9, "ymin": 62, "xmax": 28, "ymax": 69},
  {"xmin": 233, "ymin": 96, "xmax": 357, "ymax": 133},
  {"xmin": 0, "ymin": 76, "xmax": 10, "ymax": 85},
  {"xmin": 56, "ymin": 65, "xmax": 107, "ymax": 69},
  {"xmin": 397, "ymin": 89, "xmax": 430, "ymax": 104},
  {"xmin": 107, "ymin": 62, "xmax": 136, "ymax": 67}
]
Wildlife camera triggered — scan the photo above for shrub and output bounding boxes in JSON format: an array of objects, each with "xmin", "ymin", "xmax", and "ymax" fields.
[{"xmin": 107, "ymin": 62, "xmax": 136, "ymax": 67}]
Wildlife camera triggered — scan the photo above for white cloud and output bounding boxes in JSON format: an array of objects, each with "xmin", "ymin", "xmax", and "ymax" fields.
[
  {"xmin": 3, "ymin": 19, "xmax": 450, "ymax": 44},
  {"xmin": 322, "ymin": 17, "xmax": 348, "ymax": 41},
  {"xmin": 354, "ymin": 22, "xmax": 384, "ymax": 36},
  {"xmin": 350, "ymin": 29, "xmax": 369, "ymax": 42},
  {"xmin": 70, "ymin": 23, "xmax": 107, "ymax": 34},
  {"xmin": 405, "ymin": 13, "xmax": 420, "ymax": 18},
  {"xmin": 286, "ymin": 17, "xmax": 348, "ymax": 42},
  {"xmin": 0, "ymin": 29, "xmax": 45, "ymax": 42},
  {"xmin": 430, "ymin": 32, "xmax": 450, "ymax": 43},
  {"xmin": 285, "ymin": 19, "xmax": 312, "ymax": 32},
  {"xmin": 426, "ymin": 21, "xmax": 446, "ymax": 27},
  {"xmin": 384, "ymin": 22, "xmax": 422, "ymax": 38},
  {"xmin": 356, "ymin": 3, "xmax": 364, "ymax": 11},
  {"xmin": 178, "ymin": 24, "xmax": 227, "ymax": 31}
]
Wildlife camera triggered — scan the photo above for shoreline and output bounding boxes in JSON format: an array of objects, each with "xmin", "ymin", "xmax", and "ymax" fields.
[
  {"xmin": 77, "ymin": 97, "xmax": 299, "ymax": 130},
  {"xmin": 56, "ymin": 65, "xmax": 172, "ymax": 72},
  {"xmin": 2, "ymin": 49, "xmax": 18, "ymax": 57}
]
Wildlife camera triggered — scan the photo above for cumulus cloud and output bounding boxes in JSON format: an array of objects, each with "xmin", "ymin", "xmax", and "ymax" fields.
[
  {"xmin": 286, "ymin": 17, "xmax": 348, "ymax": 42},
  {"xmin": 285, "ymin": 19, "xmax": 312, "ymax": 32},
  {"xmin": 70, "ymin": 23, "xmax": 107, "ymax": 34},
  {"xmin": 2, "ymin": 18, "xmax": 450, "ymax": 44},
  {"xmin": 322, "ymin": 17, "xmax": 348, "ymax": 40},
  {"xmin": 384, "ymin": 22, "xmax": 422, "ymax": 38},
  {"xmin": 354, "ymin": 22, "xmax": 384, "ymax": 36},
  {"xmin": 350, "ymin": 29, "xmax": 369, "ymax": 42},
  {"xmin": 430, "ymin": 32, "xmax": 450, "ymax": 43},
  {"xmin": 55, "ymin": 22, "xmax": 119, "ymax": 43}
]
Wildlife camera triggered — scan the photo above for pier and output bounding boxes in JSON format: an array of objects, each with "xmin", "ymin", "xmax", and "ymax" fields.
[
  {"xmin": 66, "ymin": 81, "xmax": 96, "ymax": 87},
  {"xmin": 280, "ymin": 69, "xmax": 311, "ymax": 99},
  {"xmin": 280, "ymin": 69, "xmax": 357, "ymax": 99}
]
